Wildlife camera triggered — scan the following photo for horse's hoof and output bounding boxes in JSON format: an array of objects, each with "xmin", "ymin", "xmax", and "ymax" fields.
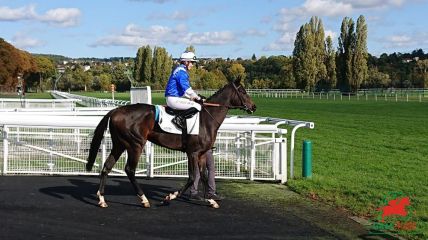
[
  {"xmin": 207, "ymin": 199, "xmax": 220, "ymax": 209},
  {"xmin": 142, "ymin": 201, "xmax": 151, "ymax": 208},
  {"xmin": 99, "ymin": 202, "xmax": 108, "ymax": 208}
]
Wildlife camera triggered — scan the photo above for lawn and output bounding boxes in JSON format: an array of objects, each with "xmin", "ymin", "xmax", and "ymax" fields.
[{"xmin": 252, "ymin": 98, "xmax": 427, "ymax": 238}]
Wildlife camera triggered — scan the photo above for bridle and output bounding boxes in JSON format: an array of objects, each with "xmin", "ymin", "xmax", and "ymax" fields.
[
  {"xmin": 201, "ymin": 82, "xmax": 253, "ymax": 126},
  {"xmin": 230, "ymin": 82, "xmax": 252, "ymax": 112},
  {"xmin": 202, "ymin": 82, "xmax": 251, "ymax": 111}
]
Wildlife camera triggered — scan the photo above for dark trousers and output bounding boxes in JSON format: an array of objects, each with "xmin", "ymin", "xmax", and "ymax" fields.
[{"xmin": 190, "ymin": 149, "xmax": 216, "ymax": 196}]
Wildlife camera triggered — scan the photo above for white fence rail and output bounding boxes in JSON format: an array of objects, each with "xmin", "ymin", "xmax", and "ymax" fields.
[
  {"xmin": 0, "ymin": 98, "xmax": 80, "ymax": 109},
  {"xmin": 51, "ymin": 91, "xmax": 129, "ymax": 107}
]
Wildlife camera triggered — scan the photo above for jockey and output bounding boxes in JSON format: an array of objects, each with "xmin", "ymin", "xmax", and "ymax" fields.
[{"xmin": 165, "ymin": 51, "xmax": 203, "ymax": 130}]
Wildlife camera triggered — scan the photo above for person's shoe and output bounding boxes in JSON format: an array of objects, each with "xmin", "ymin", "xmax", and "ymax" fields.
[
  {"xmin": 188, "ymin": 194, "xmax": 204, "ymax": 201},
  {"xmin": 206, "ymin": 193, "xmax": 224, "ymax": 201}
]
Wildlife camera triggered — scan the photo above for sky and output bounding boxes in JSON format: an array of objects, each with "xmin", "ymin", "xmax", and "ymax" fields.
[{"xmin": 1, "ymin": 0, "xmax": 427, "ymax": 59}]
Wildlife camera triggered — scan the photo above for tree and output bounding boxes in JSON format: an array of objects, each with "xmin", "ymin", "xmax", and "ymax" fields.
[
  {"xmin": 416, "ymin": 59, "xmax": 428, "ymax": 88},
  {"xmin": 98, "ymin": 73, "xmax": 112, "ymax": 91},
  {"xmin": 134, "ymin": 45, "xmax": 153, "ymax": 85},
  {"xmin": 325, "ymin": 36, "xmax": 337, "ymax": 90},
  {"xmin": 134, "ymin": 47, "xmax": 144, "ymax": 82},
  {"xmin": 0, "ymin": 38, "xmax": 37, "ymax": 91},
  {"xmin": 352, "ymin": 15, "xmax": 368, "ymax": 92},
  {"xmin": 141, "ymin": 45, "xmax": 153, "ymax": 84},
  {"xmin": 337, "ymin": 17, "xmax": 356, "ymax": 92},
  {"xmin": 226, "ymin": 63, "xmax": 246, "ymax": 84},
  {"xmin": 112, "ymin": 63, "xmax": 131, "ymax": 91},
  {"xmin": 251, "ymin": 54, "xmax": 257, "ymax": 61},
  {"xmin": 310, "ymin": 16, "xmax": 327, "ymax": 86},
  {"xmin": 34, "ymin": 56, "xmax": 55, "ymax": 92},
  {"xmin": 367, "ymin": 67, "xmax": 390, "ymax": 88},
  {"xmin": 185, "ymin": 45, "xmax": 196, "ymax": 53},
  {"xmin": 293, "ymin": 23, "xmax": 316, "ymax": 91},
  {"xmin": 151, "ymin": 46, "xmax": 172, "ymax": 89}
]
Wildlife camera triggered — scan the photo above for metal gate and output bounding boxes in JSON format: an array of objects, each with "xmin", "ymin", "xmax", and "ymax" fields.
[{"xmin": 1, "ymin": 124, "xmax": 287, "ymax": 182}]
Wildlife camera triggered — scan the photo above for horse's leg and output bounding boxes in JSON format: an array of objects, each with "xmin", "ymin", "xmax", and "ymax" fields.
[
  {"xmin": 97, "ymin": 145, "xmax": 124, "ymax": 208},
  {"xmin": 162, "ymin": 152, "xmax": 198, "ymax": 203},
  {"xmin": 125, "ymin": 145, "xmax": 150, "ymax": 208}
]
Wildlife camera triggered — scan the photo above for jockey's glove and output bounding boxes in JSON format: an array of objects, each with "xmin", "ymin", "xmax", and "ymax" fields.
[{"xmin": 194, "ymin": 98, "xmax": 205, "ymax": 105}]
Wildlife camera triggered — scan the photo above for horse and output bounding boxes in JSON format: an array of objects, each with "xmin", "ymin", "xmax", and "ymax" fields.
[{"xmin": 86, "ymin": 77, "xmax": 256, "ymax": 208}]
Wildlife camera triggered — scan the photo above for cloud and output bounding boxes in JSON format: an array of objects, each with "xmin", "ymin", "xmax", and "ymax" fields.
[
  {"xmin": 91, "ymin": 23, "xmax": 238, "ymax": 47},
  {"xmin": 243, "ymin": 29, "xmax": 267, "ymax": 37},
  {"xmin": 342, "ymin": 0, "xmax": 406, "ymax": 9},
  {"xmin": 183, "ymin": 31, "xmax": 237, "ymax": 45},
  {"xmin": 389, "ymin": 34, "xmax": 412, "ymax": 46},
  {"xmin": 37, "ymin": 8, "xmax": 81, "ymax": 27},
  {"xmin": 0, "ymin": 5, "xmax": 36, "ymax": 21},
  {"xmin": 263, "ymin": 32, "xmax": 295, "ymax": 51},
  {"xmin": 266, "ymin": 0, "xmax": 411, "ymax": 53},
  {"xmin": 303, "ymin": 0, "xmax": 353, "ymax": 17},
  {"xmin": 382, "ymin": 31, "xmax": 428, "ymax": 49},
  {"xmin": 12, "ymin": 33, "xmax": 44, "ymax": 49},
  {"xmin": 324, "ymin": 30, "xmax": 337, "ymax": 39},
  {"xmin": 148, "ymin": 10, "xmax": 192, "ymax": 21},
  {"xmin": 0, "ymin": 4, "xmax": 81, "ymax": 27}
]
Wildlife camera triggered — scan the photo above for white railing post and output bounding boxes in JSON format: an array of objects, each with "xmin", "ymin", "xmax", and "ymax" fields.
[
  {"xmin": 250, "ymin": 131, "xmax": 255, "ymax": 181},
  {"xmin": 235, "ymin": 133, "xmax": 241, "ymax": 173},
  {"xmin": 279, "ymin": 137, "xmax": 287, "ymax": 183},
  {"xmin": 146, "ymin": 142, "xmax": 154, "ymax": 178},
  {"xmin": 101, "ymin": 137, "xmax": 106, "ymax": 171},
  {"xmin": 2, "ymin": 126, "xmax": 9, "ymax": 175},
  {"xmin": 290, "ymin": 123, "xmax": 307, "ymax": 179}
]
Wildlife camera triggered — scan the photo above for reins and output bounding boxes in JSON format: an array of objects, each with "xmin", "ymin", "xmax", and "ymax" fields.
[{"xmin": 200, "ymin": 82, "xmax": 249, "ymax": 126}]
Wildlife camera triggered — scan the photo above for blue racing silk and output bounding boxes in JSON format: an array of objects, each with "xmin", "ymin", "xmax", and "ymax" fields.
[{"xmin": 165, "ymin": 65, "xmax": 190, "ymax": 97}]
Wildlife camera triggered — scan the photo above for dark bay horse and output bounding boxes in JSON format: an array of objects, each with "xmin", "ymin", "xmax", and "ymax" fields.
[{"xmin": 86, "ymin": 78, "xmax": 256, "ymax": 208}]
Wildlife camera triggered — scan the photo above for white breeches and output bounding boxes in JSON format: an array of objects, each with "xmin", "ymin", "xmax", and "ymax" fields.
[{"xmin": 166, "ymin": 96, "xmax": 201, "ymax": 111}]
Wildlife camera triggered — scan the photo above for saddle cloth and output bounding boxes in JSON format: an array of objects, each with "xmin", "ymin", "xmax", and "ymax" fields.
[{"xmin": 155, "ymin": 105, "xmax": 200, "ymax": 135}]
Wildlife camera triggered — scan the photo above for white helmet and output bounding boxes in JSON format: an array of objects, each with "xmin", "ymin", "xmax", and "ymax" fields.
[{"xmin": 180, "ymin": 51, "xmax": 197, "ymax": 62}]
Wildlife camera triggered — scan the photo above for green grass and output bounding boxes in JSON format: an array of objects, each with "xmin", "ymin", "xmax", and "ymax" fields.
[
  {"xmin": 0, "ymin": 92, "xmax": 53, "ymax": 99},
  {"xmin": 251, "ymin": 98, "xmax": 428, "ymax": 239}
]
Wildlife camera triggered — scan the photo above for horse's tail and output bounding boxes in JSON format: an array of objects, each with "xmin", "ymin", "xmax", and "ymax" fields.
[{"xmin": 86, "ymin": 110, "xmax": 113, "ymax": 171}]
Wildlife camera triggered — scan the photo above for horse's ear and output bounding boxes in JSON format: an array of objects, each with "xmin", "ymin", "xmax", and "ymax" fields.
[{"xmin": 234, "ymin": 75, "xmax": 242, "ymax": 85}]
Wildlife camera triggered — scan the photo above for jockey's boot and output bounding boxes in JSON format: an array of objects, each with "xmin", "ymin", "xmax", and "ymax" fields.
[{"xmin": 172, "ymin": 107, "xmax": 199, "ymax": 130}]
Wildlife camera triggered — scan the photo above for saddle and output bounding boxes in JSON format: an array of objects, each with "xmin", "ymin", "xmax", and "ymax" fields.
[
  {"xmin": 155, "ymin": 105, "xmax": 200, "ymax": 135},
  {"xmin": 165, "ymin": 106, "xmax": 197, "ymax": 118}
]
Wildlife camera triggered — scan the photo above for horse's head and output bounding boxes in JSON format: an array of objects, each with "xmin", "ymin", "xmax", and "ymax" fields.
[{"xmin": 228, "ymin": 76, "xmax": 256, "ymax": 114}]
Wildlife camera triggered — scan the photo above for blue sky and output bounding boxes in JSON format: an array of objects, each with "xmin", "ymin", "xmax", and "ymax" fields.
[{"xmin": 1, "ymin": 0, "xmax": 427, "ymax": 59}]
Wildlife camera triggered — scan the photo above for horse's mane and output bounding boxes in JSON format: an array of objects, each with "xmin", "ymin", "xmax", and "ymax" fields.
[{"xmin": 207, "ymin": 81, "xmax": 233, "ymax": 101}]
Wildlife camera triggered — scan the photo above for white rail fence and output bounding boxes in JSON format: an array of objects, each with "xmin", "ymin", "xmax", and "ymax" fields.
[
  {"xmin": 0, "ymin": 110, "xmax": 314, "ymax": 183},
  {"xmin": 51, "ymin": 91, "xmax": 130, "ymax": 107},
  {"xmin": 0, "ymin": 98, "xmax": 80, "ymax": 109},
  {"xmin": 152, "ymin": 88, "xmax": 428, "ymax": 102}
]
